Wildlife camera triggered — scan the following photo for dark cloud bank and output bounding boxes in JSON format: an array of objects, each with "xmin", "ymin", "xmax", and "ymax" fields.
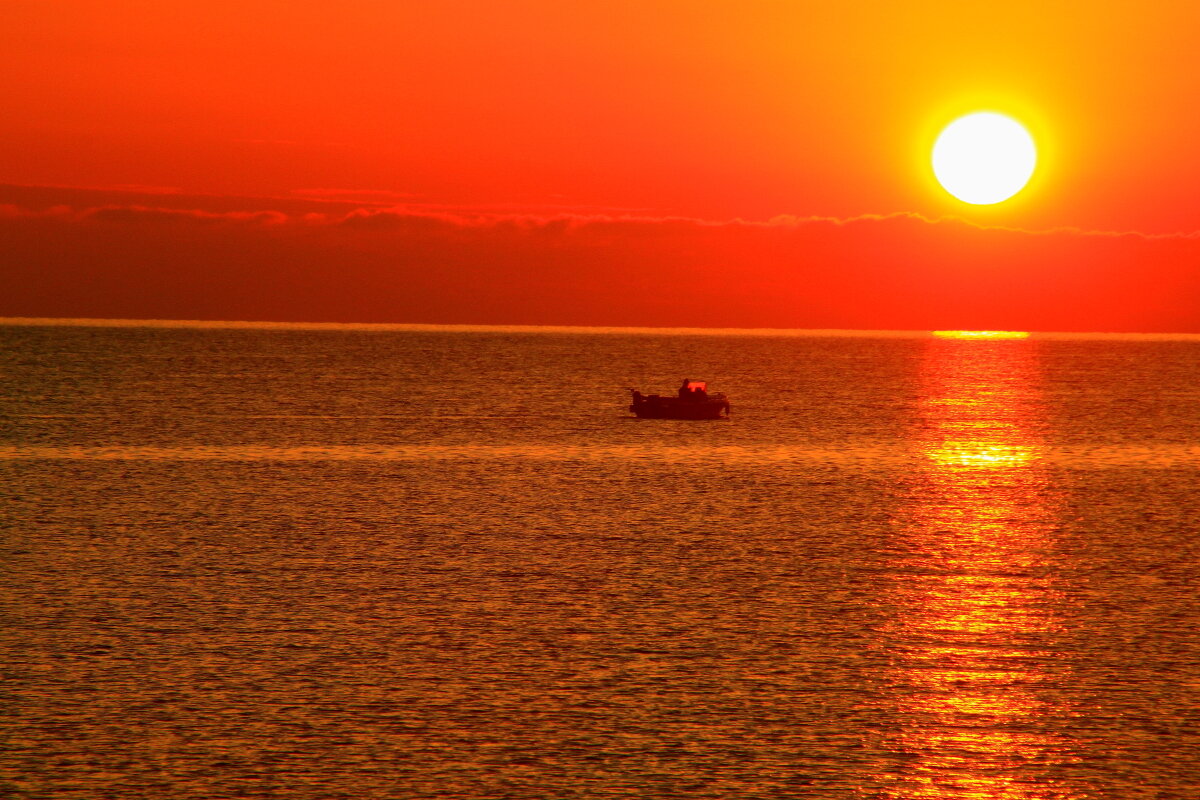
[{"xmin": 3, "ymin": 191, "xmax": 1199, "ymax": 332}]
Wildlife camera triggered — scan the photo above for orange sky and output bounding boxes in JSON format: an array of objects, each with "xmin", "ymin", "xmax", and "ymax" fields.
[{"xmin": 3, "ymin": 2, "xmax": 1200, "ymax": 330}]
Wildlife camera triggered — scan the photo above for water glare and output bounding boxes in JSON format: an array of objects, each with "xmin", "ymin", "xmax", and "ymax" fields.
[{"xmin": 874, "ymin": 336, "xmax": 1080, "ymax": 799}]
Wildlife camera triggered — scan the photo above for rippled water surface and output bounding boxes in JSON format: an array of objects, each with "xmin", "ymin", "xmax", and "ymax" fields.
[{"xmin": 3, "ymin": 323, "xmax": 1199, "ymax": 799}]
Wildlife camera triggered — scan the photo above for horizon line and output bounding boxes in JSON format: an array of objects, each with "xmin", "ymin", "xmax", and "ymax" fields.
[{"xmin": 6, "ymin": 317, "xmax": 1200, "ymax": 341}]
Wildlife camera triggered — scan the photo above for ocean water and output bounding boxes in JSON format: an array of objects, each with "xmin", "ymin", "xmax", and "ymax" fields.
[{"xmin": 2, "ymin": 322, "xmax": 1199, "ymax": 799}]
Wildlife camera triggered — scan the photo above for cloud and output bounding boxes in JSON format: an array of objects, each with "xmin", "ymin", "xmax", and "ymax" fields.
[
  {"xmin": 4, "ymin": 194, "xmax": 1200, "ymax": 332},
  {"xmin": 5, "ymin": 177, "xmax": 1200, "ymax": 240},
  {"xmin": 79, "ymin": 205, "xmax": 289, "ymax": 226}
]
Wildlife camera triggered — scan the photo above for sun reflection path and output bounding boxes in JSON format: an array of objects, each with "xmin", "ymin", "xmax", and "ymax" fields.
[{"xmin": 870, "ymin": 335, "xmax": 1081, "ymax": 800}]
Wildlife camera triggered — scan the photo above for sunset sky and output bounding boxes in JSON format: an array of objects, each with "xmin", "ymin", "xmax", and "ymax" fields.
[{"xmin": 3, "ymin": 1, "xmax": 1200, "ymax": 331}]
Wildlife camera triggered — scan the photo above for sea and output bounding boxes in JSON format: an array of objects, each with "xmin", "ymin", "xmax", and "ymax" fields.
[{"xmin": 2, "ymin": 321, "xmax": 1199, "ymax": 799}]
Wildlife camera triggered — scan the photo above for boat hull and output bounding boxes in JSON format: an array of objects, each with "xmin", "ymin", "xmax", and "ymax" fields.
[{"xmin": 629, "ymin": 394, "xmax": 730, "ymax": 420}]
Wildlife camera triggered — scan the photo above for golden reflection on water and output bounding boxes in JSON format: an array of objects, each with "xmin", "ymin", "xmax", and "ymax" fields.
[
  {"xmin": 875, "ymin": 336, "xmax": 1077, "ymax": 799},
  {"xmin": 931, "ymin": 330, "xmax": 1031, "ymax": 340}
]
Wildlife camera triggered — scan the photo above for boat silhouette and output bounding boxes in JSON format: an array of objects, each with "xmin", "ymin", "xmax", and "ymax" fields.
[{"xmin": 628, "ymin": 379, "xmax": 730, "ymax": 420}]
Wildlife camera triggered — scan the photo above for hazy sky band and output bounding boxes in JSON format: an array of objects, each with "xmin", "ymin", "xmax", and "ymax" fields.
[{"xmin": 4, "ymin": 185, "xmax": 1200, "ymax": 332}]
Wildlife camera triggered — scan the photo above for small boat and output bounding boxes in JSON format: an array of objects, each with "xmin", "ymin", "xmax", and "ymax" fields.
[{"xmin": 629, "ymin": 380, "xmax": 730, "ymax": 420}]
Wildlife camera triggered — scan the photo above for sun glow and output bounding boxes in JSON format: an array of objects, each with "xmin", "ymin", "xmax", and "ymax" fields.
[{"xmin": 932, "ymin": 113, "xmax": 1037, "ymax": 205}]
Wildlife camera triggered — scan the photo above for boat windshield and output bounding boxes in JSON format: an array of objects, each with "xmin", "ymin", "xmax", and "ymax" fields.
[{"xmin": 686, "ymin": 381, "xmax": 707, "ymax": 391}]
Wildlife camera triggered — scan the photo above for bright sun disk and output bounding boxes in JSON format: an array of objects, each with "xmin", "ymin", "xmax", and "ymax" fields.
[{"xmin": 932, "ymin": 112, "xmax": 1036, "ymax": 205}]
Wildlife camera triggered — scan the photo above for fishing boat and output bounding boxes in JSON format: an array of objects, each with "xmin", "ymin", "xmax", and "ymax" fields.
[{"xmin": 628, "ymin": 380, "xmax": 730, "ymax": 420}]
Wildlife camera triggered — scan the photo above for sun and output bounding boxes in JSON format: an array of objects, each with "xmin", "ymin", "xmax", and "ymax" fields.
[{"xmin": 932, "ymin": 112, "xmax": 1037, "ymax": 205}]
